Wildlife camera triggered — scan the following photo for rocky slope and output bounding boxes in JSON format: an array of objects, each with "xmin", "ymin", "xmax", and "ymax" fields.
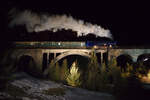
[{"xmin": 0, "ymin": 72, "xmax": 115, "ymax": 100}]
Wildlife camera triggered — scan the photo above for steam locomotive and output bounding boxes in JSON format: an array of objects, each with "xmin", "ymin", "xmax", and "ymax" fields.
[
  {"xmin": 14, "ymin": 41, "xmax": 117, "ymax": 48},
  {"xmin": 85, "ymin": 41, "xmax": 117, "ymax": 47}
]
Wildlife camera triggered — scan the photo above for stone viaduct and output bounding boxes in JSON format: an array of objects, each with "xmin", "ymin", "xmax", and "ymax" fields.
[{"xmin": 2, "ymin": 42, "xmax": 150, "ymax": 75}]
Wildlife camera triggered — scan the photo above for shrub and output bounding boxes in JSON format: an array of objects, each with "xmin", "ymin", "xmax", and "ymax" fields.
[
  {"xmin": 66, "ymin": 61, "xmax": 81, "ymax": 87},
  {"xmin": 53, "ymin": 62, "xmax": 61, "ymax": 81},
  {"xmin": 134, "ymin": 62, "xmax": 148, "ymax": 78},
  {"xmin": 0, "ymin": 54, "xmax": 18, "ymax": 76},
  {"xmin": 48, "ymin": 60, "xmax": 60, "ymax": 81},
  {"xmin": 60, "ymin": 59, "xmax": 69, "ymax": 83},
  {"xmin": 97, "ymin": 63, "xmax": 111, "ymax": 92},
  {"xmin": 48, "ymin": 60, "xmax": 55, "ymax": 80},
  {"xmin": 84, "ymin": 51, "xmax": 100, "ymax": 90},
  {"xmin": 107, "ymin": 59, "xmax": 143, "ymax": 100}
]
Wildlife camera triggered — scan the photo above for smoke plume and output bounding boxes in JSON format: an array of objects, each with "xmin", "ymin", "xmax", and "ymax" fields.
[{"xmin": 9, "ymin": 9, "xmax": 113, "ymax": 39}]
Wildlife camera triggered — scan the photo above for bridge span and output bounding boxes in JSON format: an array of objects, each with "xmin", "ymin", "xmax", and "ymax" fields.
[{"xmin": 2, "ymin": 42, "xmax": 150, "ymax": 75}]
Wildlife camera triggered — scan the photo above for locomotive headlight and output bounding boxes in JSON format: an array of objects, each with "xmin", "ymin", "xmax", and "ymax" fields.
[
  {"xmin": 81, "ymin": 43, "xmax": 84, "ymax": 47},
  {"xmin": 58, "ymin": 42, "xmax": 61, "ymax": 45},
  {"xmin": 109, "ymin": 45, "xmax": 112, "ymax": 48},
  {"xmin": 93, "ymin": 45, "xmax": 98, "ymax": 49}
]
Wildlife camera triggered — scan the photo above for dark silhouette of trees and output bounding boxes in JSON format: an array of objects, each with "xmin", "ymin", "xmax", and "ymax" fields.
[
  {"xmin": 117, "ymin": 54, "xmax": 133, "ymax": 71},
  {"xmin": 8, "ymin": 26, "xmax": 112, "ymax": 41}
]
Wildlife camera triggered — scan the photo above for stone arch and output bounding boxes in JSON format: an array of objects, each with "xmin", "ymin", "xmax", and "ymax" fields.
[
  {"xmin": 17, "ymin": 53, "xmax": 32, "ymax": 61},
  {"xmin": 116, "ymin": 54, "xmax": 133, "ymax": 70},
  {"xmin": 53, "ymin": 51, "xmax": 90, "ymax": 64},
  {"xmin": 17, "ymin": 55, "xmax": 36, "ymax": 74},
  {"xmin": 137, "ymin": 53, "xmax": 150, "ymax": 69},
  {"xmin": 43, "ymin": 51, "xmax": 90, "ymax": 76},
  {"xmin": 137, "ymin": 53, "xmax": 150, "ymax": 62}
]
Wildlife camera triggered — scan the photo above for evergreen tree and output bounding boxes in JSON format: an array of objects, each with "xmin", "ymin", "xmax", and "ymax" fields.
[
  {"xmin": 48, "ymin": 60, "xmax": 55, "ymax": 80},
  {"xmin": 53, "ymin": 62, "xmax": 60, "ymax": 81},
  {"xmin": 98, "ymin": 63, "xmax": 110, "ymax": 91},
  {"xmin": 66, "ymin": 61, "xmax": 81, "ymax": 87},
  {"xmin": 108, "ymin": 59, "xmax": 121, "ymax": 84},
  {"xmin": 48, "ymin": 60, "xmax": 60, "ymax": 81},
  {"xmin": 60, "ymin": 59, "xmax": 69, "ymax": 82},
  {"xmin": 85, "ymin": 51, "xmax": 100, "ymax": 90},
  {"xmin": 88, "ymin": 51, "xmax": 99, "ymax": 70},
  {"xmin": 108, "ymin": 59, "xmax": 129, "ymax": 94}
]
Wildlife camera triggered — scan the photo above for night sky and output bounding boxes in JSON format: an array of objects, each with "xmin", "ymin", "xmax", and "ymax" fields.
[{"xmin": 0, "ymin": 0, "xmax": 150, "ymax": 46}]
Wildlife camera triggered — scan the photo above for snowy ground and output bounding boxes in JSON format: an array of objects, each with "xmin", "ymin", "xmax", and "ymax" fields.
[{"xmin": 0, "ymin": 72, "xmax": 115, "ymax": 100}]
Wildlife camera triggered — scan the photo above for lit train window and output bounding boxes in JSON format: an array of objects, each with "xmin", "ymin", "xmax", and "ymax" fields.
[
  {"xmin": 81, "ymin": 42, "xmax": 84, "ymax": 46},
  {"xmin": 58, "ymin": 42, "xmax": 61, "ymax": 45}
]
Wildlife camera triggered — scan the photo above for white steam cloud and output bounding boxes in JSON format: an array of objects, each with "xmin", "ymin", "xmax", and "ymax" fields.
[{"xmin": 9, "ymin": 9, "xmax": 113, "ymax": 39}]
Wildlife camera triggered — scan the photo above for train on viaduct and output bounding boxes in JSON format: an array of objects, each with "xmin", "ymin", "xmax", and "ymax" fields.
[{"xmin": 1, "ymin": 41, "xmax": 150, "ymax": 75}]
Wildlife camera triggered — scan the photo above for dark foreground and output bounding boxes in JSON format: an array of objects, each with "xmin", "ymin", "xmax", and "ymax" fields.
[{"xmin": 0, "ymin": 72, "xmax": 114, "ymax": 100}]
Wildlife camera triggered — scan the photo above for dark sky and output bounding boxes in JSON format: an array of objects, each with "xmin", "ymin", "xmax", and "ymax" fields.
[{"xmin": 0, "ymin": 0, "xmax": 150, "ymax": 46}]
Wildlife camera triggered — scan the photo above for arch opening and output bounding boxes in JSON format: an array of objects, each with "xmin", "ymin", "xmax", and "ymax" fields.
[
  {"xmin": 137, "ymin": 53, "xmax": 150, "ymax": 69},
  {"xmin": 116, "ymin": 54, "xmax": 133, "ymax": 70},
  {"xmin": 58, "ymin": 55, "xmax": 90, "ymax": 70},
  {"xmin": 17, "ymin": 55, "xmax": 36, "ymax": 73},
  {"xmin": 53, "ymin": 51, "xmax": 90, "ymax": 64},
  {"xmin": 42, "ymin": 53, "xmax": 48, "ymax": 72}
]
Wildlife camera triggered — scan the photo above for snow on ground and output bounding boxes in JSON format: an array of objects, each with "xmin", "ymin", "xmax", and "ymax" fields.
[{"xmin": 0, "ymin": 72, "xmax": 115, "ymax": 100}]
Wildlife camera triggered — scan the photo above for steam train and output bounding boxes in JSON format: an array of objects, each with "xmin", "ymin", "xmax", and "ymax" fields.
[
  {"xmin": 85, "ymin": 41, "xmax": 117, "ymax": 48},
  {"xmin": 14, "ymin": 41, "xmax": 117, "ymax": 48}
]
